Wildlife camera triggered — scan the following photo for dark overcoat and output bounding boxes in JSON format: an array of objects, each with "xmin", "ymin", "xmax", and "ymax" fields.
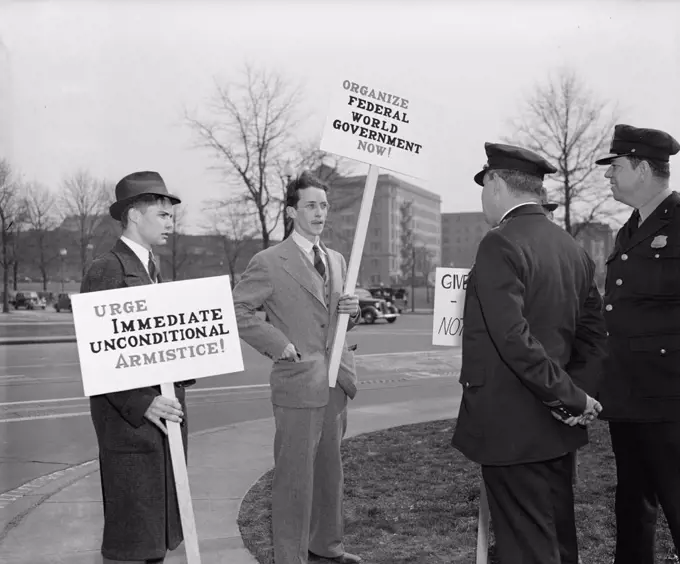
[
  {"xmin": 452, "ymin": 204, "xmax": 608, "ymax": 465},
  {"xmin": 599, "ymin": 191, "xmax": 680, "ymax": 421},
  {"xmin": 81, "ymin": 239, "xmax": 188, "ymax": 561}
]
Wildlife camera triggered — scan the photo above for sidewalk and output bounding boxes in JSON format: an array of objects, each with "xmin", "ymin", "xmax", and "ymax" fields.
[{"xmin": 0, "ymin": 395, "xmax": 459, "ymax": 564}]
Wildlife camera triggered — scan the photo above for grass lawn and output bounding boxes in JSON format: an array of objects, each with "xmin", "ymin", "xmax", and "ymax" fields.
[{"xmin": 238, "ymin": 419, "xmax": 678, "ymax": 564}]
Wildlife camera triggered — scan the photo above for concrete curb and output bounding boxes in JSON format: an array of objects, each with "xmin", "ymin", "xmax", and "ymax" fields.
[{"xmin": 0, "ymin": 336, "xmax": 76, "ymax": 345}]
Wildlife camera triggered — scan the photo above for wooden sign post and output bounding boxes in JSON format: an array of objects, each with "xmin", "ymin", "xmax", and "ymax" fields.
[
  {"xmin": 319, "ymin": 77, "xmax": 428, "ymax": 387},
  {"xmin": 476, "ymin": 482, "xmax": 490, "ymax": 564},
  {"xmin": 71, "ymin": 275, "xmax": 245, "ymax": 564},
  {"xmin": 327, "ymin": 165, "xmax": 379, "ymax": 386}
]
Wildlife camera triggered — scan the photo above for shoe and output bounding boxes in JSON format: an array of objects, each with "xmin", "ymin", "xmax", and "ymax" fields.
[{"xmin": 308, "ymin": 551, "xmax": 362, "ymax": 564}]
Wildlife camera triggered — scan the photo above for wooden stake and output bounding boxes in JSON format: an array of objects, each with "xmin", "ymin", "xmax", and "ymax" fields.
[
  {"xmin": 328, "ymin": 164, "xmax": 380, "ymax": 387},
  {"xmin": 160, "ymin": 382, "xmax": 201, "ymax": 563}
]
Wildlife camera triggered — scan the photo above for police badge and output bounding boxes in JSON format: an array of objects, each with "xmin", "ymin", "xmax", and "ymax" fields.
[{"xmin": 651, "ymin": 235, "xmax": 668, "ymax": 249}]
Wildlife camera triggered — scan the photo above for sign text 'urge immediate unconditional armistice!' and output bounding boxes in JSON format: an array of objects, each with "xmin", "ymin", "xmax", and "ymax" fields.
[{"xmin": 71, "ymin": 275, "xmax": 244, "ymax": 396}]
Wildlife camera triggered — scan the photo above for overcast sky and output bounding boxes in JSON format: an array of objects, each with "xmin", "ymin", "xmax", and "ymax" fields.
[{"xmin": 1, "ymin": 0, "xmax": 678, "ymax": 233}]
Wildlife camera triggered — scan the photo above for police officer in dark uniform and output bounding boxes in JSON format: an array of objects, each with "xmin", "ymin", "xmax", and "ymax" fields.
[
  {"xmin": 596, "ymin": 124, "xmax": 680, "ymax": 564},
  {"xmin": 452, "ymin": 143, "xmax": 607, "ymax": 564}
]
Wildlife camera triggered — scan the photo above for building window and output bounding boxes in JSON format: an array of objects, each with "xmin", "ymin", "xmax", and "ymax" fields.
[{"xmin": 371, "ymin": 258, "xmax": 379, "ymax": 267}]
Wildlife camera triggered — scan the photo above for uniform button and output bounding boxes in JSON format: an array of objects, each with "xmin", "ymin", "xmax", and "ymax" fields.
[
  {"xmin": 465, "ymin": 382, "xmax": 470, "ymax": 388},
  {"xmin": 605, "ymin": 304, "xmax": 613, "ymax": 311},
  {"xmin": 621, "ymin": 254, "xmax": 628, "ymax": 261},
  {"xmin": 655, "ymin": 254, "xmax": 660, "ymax": 259},
  {"xmin": 606, "ymin": 331, "xmax": 610, "ymax": 336},
  {"xmin": 616, "ymin": 279, "xmax": 623, "ymax": 286},
  {"xmin": 661, "ymin": 349, "xmax": 667, "ymax": 355}
]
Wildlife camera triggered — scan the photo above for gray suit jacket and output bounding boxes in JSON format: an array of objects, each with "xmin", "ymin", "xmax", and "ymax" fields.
[{"xmin": 233, "ymin": 237, "xmax": 359, "ymax": 408}]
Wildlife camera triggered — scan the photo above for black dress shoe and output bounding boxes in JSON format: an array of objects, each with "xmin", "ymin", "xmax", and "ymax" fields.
[{"xmin": 308, "ymin": 551, "xmax": 362, "ymax": 564}]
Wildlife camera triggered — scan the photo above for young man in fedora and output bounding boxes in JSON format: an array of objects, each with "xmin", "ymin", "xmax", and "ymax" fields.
[{"xmin": 81, "ymin": 171, "xmax": 195, "ymax": 564}]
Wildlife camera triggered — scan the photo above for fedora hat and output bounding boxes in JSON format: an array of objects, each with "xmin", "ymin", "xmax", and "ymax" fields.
[{"xmin": 109, "ymin": 171, "xmax": 181, "ymax": 221}]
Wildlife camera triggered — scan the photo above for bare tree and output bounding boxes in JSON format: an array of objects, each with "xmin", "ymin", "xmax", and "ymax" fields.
[
  {"xmin": 0, "ymin": 160, "xmax": 21, "ymax": 312},
  {"xmin": 168, "ymin": 205, "xmax": 190, "ymax": 281},
  {"xmin": 507, "ymin": 69, "xmax": 624, "ymax": 236},
  {"xmin": 186, "ymin": 64, "xmax": 304, "ymax": 249},
  {"xmin": 60, "ymin": 170, "xmax": 109, "ymax": 277},
  {"xmin": 204, "ymin": 197, "xmax": 254, "ymax": 287},
  {"xmin": 23, "ymin": 182, "xmax": 58, "ymax": 290}
]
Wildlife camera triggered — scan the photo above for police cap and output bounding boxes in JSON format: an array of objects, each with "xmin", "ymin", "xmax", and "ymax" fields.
[
  {"xmin": 474, "ymin": 142, "xmax": 558, "ymax": 187},
  {"xmin": 595, "ymin": 124, "xmax": 680, "ymax": 165}
]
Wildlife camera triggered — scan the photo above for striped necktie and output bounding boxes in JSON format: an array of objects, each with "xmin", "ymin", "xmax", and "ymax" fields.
[
  {"xmin": 148, "ymin": 252, "xmax": 158, "ymax": 283},
  {"xmin": 312, "ymin": 245, "xmax": 326, "ymax": 280}
]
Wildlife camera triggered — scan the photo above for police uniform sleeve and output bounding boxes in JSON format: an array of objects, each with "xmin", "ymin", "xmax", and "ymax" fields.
[{"xmin": 474, "ymin": 229, "xmax": 588, "ymax": 413}]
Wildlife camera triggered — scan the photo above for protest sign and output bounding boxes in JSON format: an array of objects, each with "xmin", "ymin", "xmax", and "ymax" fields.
[
  {"xmin": 320, "ymin": 78, "xmax": 427, "ymax": 179},
  {"xmin": 432, "ymin": 267, "xmax": 470, "ymax": 347},
  {"xmin": 71, "ymin": 275, "xmax": 244, "ymax": 396}
]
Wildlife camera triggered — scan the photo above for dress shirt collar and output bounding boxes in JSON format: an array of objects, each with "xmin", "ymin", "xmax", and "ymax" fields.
[
  {"xmin": 120, "ymin": 235, "xmax": 151, "ymax": 274},
  {"xmin": 291, "ymin": 229, "xmax": 324, "ymax": 256}
]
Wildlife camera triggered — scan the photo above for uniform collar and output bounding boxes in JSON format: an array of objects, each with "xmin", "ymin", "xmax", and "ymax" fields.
[
  {"xmin": 499, "ymin": 201, "xmax": 541, "ymax": 224},
  {"xmin": 638, "ymin": 187, "xmax": 673, "ymax": 224}
]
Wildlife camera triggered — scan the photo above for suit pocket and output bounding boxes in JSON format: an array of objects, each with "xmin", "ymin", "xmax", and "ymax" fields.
[
  {"xmin": 629, "ymin": 334, "xmax": 680, "ymax": 398},
  {"xmin": 270, "ymin": 358, "xmax": 327, "ymax": 403}
]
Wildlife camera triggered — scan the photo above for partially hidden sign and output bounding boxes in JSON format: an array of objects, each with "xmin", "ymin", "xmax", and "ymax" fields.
[
  {"xmin": 71, "ymin": 275, "xmax": 244, "ymax": 396},
  {"xmin": 319, "ymin": 78, "xmax": 427, "ymax": 179},
  {"xmin": 432, "ymin": 267, "xmax": 470, "ymax": 347}
]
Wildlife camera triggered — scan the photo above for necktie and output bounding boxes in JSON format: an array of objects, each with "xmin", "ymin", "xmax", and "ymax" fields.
[
  {"xmin": 148, "ymin": 252, "xmax": 158, "ymax": 283},
  {"xmin": 312, "ymin": 245, "xmax": 326, "ymax": 280}
]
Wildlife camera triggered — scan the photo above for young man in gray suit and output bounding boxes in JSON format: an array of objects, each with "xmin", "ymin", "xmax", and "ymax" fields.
[
  {"xmin": 81, "ymin": 171, "xmax": 194, "ymax": 564},
  {"xmin": 233, "ymin": 171, "xmax": 362, "ymax": 564}
]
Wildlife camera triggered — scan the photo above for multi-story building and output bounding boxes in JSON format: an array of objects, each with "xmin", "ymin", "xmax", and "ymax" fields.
[
  {"xmin": 441, "ymin": 212, "xmax": 490, "ymax": 268},
  {"xmin": 441, "ymin": 211, "xmax": 614, "ymax": 291},
  {"xmin": 0, "ymin": 40, "xmax": 12, "ymax": 159},
  {"xmin": 324, "ymin": 170, "xmax": 441, "ymax": 287}
]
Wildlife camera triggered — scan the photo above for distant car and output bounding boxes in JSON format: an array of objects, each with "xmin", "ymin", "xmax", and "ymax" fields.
[
  {"xmin": 55, "ymin": 292, "xmax": 77, "ymax": 312},
  {"xmin": 355, "ymin": 288, "xmax": 398, "ymax": 324},
  {"xmin": 14, "ymin": 291, "xmax": 46, "ymax": 310},
  {"xmin": 367, "ymin": 286, "xmax": 408, "ymax": 313}
]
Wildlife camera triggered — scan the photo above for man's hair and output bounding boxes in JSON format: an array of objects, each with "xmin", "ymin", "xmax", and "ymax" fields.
[
  {"xmin": 120, "ymin": 194, "xmax": 170, "ymax": 228},
  {"xmin": 488, "ymin": 169, "xmax": 543, "ymax": 198},
  {"xmin": 285, "ymin": 171, "xmax": 330, "ymax": 208},
  {"xmin": 627, "ymin": 156, "xmax": 670, "ymax": 179}
]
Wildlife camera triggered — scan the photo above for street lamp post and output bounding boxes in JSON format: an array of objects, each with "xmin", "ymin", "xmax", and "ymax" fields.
[{"xmin": 59, "ymin": 248, "xmax": 67, "ymax": 292}]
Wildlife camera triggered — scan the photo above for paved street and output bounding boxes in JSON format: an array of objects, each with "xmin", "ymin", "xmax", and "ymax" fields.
[{"xmin": 0, "ymin": 313, "xmax": 461, "ymax": 498}]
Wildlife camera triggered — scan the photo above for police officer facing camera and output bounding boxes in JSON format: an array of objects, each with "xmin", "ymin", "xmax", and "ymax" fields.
[{"xmin": 596, "ymin": 124, "xmax": 680, "ymax": 564}]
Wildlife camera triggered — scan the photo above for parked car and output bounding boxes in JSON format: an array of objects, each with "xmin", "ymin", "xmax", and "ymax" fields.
[
  {"xmin": 14, "ymin": 291, "xmax": 46, "ymax": 310},
  {"xmin": 55, "ymin": 292, "xmax": 77, "ymax": 312},
  {"xmin": 367, "ymin": 286, "xmax": 408, "ymax": 313},
  {"xmin": 355, "ymin": 287, "xmax": 398, "ymax": 324}
]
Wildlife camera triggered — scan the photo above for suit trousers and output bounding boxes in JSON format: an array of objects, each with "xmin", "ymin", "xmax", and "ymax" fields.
[
  {"xmin": 482, "ymin": 453, "xmax": 578, "ymax": 564},
  {"xmin": 609, "ymin": 421, "xmax": 680, "ymax": 564},
  {"xmin": 272, "ymin": 386, "xmax": 348, "ymax": 564}
]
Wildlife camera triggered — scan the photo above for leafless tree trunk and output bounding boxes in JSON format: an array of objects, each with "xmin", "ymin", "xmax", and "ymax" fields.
[
  {"xmin": 23, "ymin": 182, "xmax": 57, "ymax": 290},
  {"xmin": 0, "ymin": 160, "xmax": 21, "ymax": 312},
  {"xmin": 60, "ymin": 170, "xmax": 109, "ymax": 277},
  {"xmin": 186, "ymin": 64, "xmax": 304, "ymax": 250},
  {"xmin": 506, "ymin": 69, "xmax": 625, "ymax": 236},
  {"xmin": 203, "ymin": 197, "xmax": 254, "ymax": 287},
  {"xmin": 169, "ymin": 205, "xmax": 190, "ymax": 281}
]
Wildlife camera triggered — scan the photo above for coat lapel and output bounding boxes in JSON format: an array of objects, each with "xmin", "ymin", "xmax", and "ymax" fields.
[
  {"xmin": 112, "ymin": 239, "xmax": 153, "ymax": 286},
  {"xmin": 321, "ymin": 242, "xmax": 343, "ymax": 316},
  {"xmin": 621, "ymin": 193, "xmax": 678, "ymax": 253},
  {"xmin": 279, "ymin": 237, "xmax": 327, "ymax": 308}
]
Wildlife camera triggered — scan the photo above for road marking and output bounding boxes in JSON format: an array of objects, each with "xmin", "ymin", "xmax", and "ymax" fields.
[{"xmin": 0, "ymin": 411, "xmax": 90, "ymax": 423}]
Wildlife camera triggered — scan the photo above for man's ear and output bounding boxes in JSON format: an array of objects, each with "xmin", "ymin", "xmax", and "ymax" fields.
[{"xmin": 286, "ymin": 206, "xmax": 296, "ymax": 220}]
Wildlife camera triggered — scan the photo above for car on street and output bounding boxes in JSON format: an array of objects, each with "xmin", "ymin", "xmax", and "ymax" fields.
[
  {"xmin": 14, "ymin": 291, "xmax": 46, "ymax": 310},
  {"xmin": 55, "ymin": 292, "xmax": 77, "ymax": 312},
  {"xmin": 367, "ymin": 286, "xmax": 408, "ymax": 313},
  {"xmin": 355, "ymin": 287, "xmax": 399, "ymax": 324}
]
